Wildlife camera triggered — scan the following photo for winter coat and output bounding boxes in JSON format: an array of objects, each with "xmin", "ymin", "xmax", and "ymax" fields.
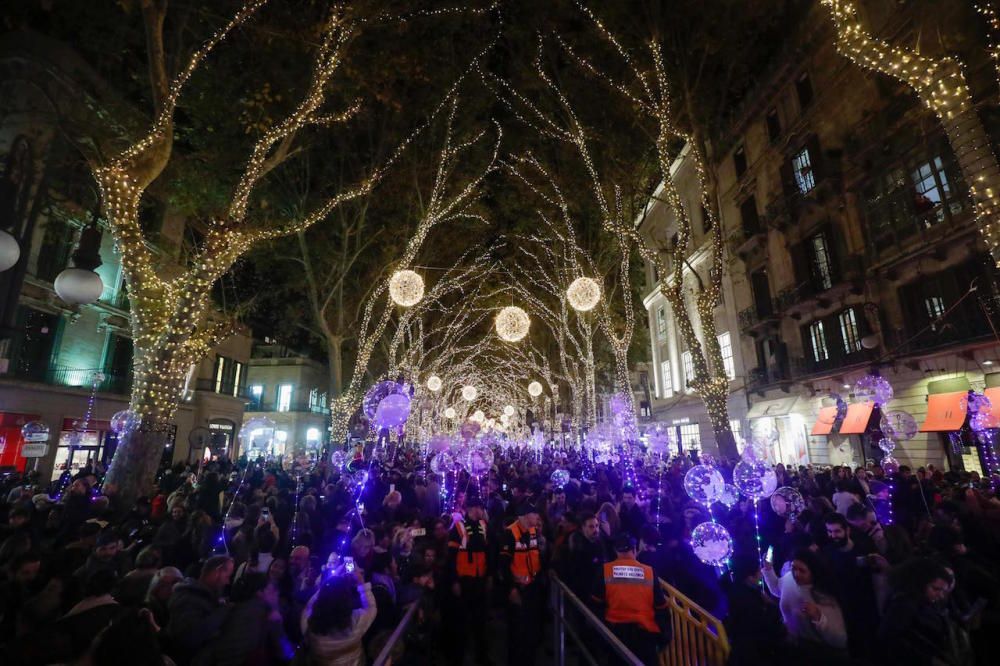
[
  {"xmin": 196, "ymin": 597, "xmax": 294, "ymax": 666},
  {"xmin": 166, "ymin": 579, "xmax": 231, "ymax": 663},
  {"xmin": 763, "ymin": 567, "xmax": 848, "ymax": 650}
]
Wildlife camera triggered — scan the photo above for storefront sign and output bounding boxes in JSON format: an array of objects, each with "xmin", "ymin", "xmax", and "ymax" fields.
[{"xmin": 21, "ymin": 442, "xmax": 49, "ymax": 458}]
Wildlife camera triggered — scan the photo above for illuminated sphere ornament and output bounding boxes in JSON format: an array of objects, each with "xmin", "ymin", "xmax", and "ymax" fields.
[
  {"xmin": 364, "ymin": 381, "xmax": 404, "ymax": 420},
  {"xmin": 690, "ymin": 522, "xmax": 733, "ymax": 567},
  {"xmin": 430, "ymin": 452, "xmax": 454, "ymax": 475},
  {"xmin": 495, "ymin": 306, "xmax": 530, "ymax": 342},
  {"xmin": 374, "ymin": 393, "xmax": 410, "ymax": 429},
  {"xmin": 54, "ymin": 268, "xmax": 104, "ymax": 306},
  {"xmin": 566, "ymin": 276, "xmax": 602, "ymax": 312},
  {"xmin": 465, "ymin": 443, "xmax": 494, "ymax": 476},
  {"xmin": 471, "ymin": 410, "xmax": 485, "ymax": 422},
  {"xmin": 683, "ymin": 464, "xmax": 726, "ymax": 505},
  {"xmin": 443, "ymin": 407, "xmax": 457, "ymax": 419},
  {"xmin": 462, "ymin": 385, "xmax": 478, "ymax": 402},
  {"xmin": 878, "ymin": 437, "xmax": 897, "ymax": 454},
  {"xmin": 528, "ymin": 381, "xmax": 543, "ymax": 397},
  {"xmin": 770, "ymin": 486, "xmax": 805, "ymax": 517},
  {"xmin": 854, "ymin": 374, "xmax": 894, "ymax": 406},
  {"xmin": 20, "ymin": 421, "xmax": 50, "ymax": 443},
  {"xmin": 110, "ymin": 410, "xmax": 139, "ymax": 435},
  {"xmin": 503, "ymin": 404, "xmax": 515, "ymax": 417},
  {"xmin": 428, "ymin": 435, "xmax": 451, "ymax": 453},
  {"xmin": 733, "ymin": 459, "xmax": 778, "ymax": 500},
  {"xmin": 330, "ymin": 450, "xmax": 346, "ymax": 469},
  {"xmin": 388, "ymin": 269, "xmax": 424, "ymax": 307},
  {"xmin": 718, "ymin": 484, "xmax": 740, "ymax": 508},
  {"xmin": 427, "ymin": 375, "xmax": 442, "ymax": 392},
  {"xmin": 880, "ymin": 410, "xmax": 918, "ymax": 441},
  {"xmin": 0, "ymin": 229, "xmax": 20, "ymax": 272},
  {"xmin": 881, "ymin": 455, "xmax": 900, "ymax": 476},
  {"xmin": 460, "ymin": 420, "xmax": 482, "ymax": 440},
  {"xmin": 550, "ymin": 469, "xmax": 571, "ymax": 488}
]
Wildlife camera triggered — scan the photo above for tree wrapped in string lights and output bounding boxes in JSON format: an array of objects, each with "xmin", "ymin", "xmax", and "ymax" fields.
[{"xmin": 825, "ymin": 0, "xmax": 1000, "ymax": 263}]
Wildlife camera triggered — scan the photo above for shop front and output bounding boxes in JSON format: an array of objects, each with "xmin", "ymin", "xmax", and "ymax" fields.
[
  {"xmin": 0, "ymin": 412, "xmax": 43, "ymax": 472},
  {"xmin": 747, "ymin": 396, "xmax": 811, "ymax": 467}
]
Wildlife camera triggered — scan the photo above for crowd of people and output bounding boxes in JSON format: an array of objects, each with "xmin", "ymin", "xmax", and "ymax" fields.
[{"xmin": 0, "ymin": 443, "xmax": 998, "ymax": 665}]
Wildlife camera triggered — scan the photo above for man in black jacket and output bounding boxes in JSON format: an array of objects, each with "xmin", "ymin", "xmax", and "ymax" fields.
[{"xmin": 166, "ymin": 555, "xmax": 233, "ymax": 664}]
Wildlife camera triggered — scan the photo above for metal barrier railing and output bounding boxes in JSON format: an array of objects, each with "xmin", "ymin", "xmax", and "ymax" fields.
[
  {"xmin": 549, "ymin": 572, "xmax": 644, "ymax": 666},
  {"xmin": 658, "ymin": 579, "xmax": 730, "ymax": 666},
  {"xmin": 372, "ymin": 601, "xmax": 419, "ymax": 666}
]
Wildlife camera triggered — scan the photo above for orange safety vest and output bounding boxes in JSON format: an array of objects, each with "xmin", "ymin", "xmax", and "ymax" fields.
[
  {"xmin": 602, "ymin": 558, "xmax": 658, "ymax": 633},
  {"xmin": 453, "ymin": 518, "xmax": 489, "ymax": 578},
  {"xmin": 507, "ymin": 521, "xmax": 541, "ymax": 585}
]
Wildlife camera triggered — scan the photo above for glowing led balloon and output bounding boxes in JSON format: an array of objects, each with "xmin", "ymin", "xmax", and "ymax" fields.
[
  {"xmin": 20, "ymin": 421, "xmax": 50, "ymax": 443},
  {"xmin": 683, "ymin": 464, "xmax": 726, "ymax": 505},
  {"xmin": 566, "ymin": 276, "xmax": 602, "ymax": 312},
  {"xmin": 364, "ymin": 381, "xmax": 404, "ymax": 419},
  {"xmin": 854, "ymin": 374, "xmax": 894, "ymax": 406},
  {"xmin": 880, "ymin": 410, "xmax": 918, "ymax": 441},
  {"xmin": 330, "ymin": 450, "xmax": 346, "ymax": 469},
  {"xmin": 550, "ymin": 469, "xmax": 570, "ymax": 488},
  {"xmin": 770, "ymin": 486, "xmax": 805, "ymax": 517},
  {"xmin": 878, "ymin": 437, "xmax": 897, "ymax": 454},
  {"xmin": 971, "ymin": 410, "xmax": 1000, "ymax": 432},
  {"xmin": 503, "ymin": 404, "xmax": 515, "ymax": 417},
  {"xmin": 495, "ymin": 306, "xmax": 530, "ymax": 342},
  {"xmin": 733, "ymin": 459, "xmax": 777, "ymax": 499},
  {"xmin": 430, "ymin": 452, "xmax": 454, "ymax": 475},
  {"xmin": 465, "ymin": 443, "xmax": 494, "ymax": 476},
  {"xmin": 881, "ymin": 455, "xmax": 900, "ymax": 476},
  {"xmin": 109, "ymin": 410, "xmax": 139, "ymax": 434},
  {"xmin": 374, "ymin": 393, "xmax": 410, "ymax": 429},
  {"xmin": 962, "ymin": 392, "xmax": 992, "ymax": 415},
  {"xmin": 718, "ymin": 484, "xmax": 740, "ymax": 508},
  {"xmin": 690, "ymin": 522, "xmax": 733, "ymax": 566},
  {"xmin": 388, "ymin": 269, "xmax": 424, "ymax": 307},
  {"xmin": 528, "ymin": 381, "xmax": 543, "ymax": 397},
  {"xmin": 427, "ymin": 375, "xmax": 442, "ymax": 392},
  {"xmin": 460, "ymin": 420, "xmax": 481, "ymax": 440},
  {"xmin": 428, "ymin": 434, "xmax": 451, "ymax": 453},
  {"xmin": 444, "ymin": 407, "xmax": 457, "ymax": 419},
  {"xmin": 646, "ymin": 427, "xmax": 671, "ymax": 454},
  {"xmin": 462, "ymin": 385, "xmax": 478, "ymax": 402}
]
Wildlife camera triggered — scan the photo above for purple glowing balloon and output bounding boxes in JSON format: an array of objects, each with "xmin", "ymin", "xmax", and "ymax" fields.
[
  {"xmin": 880, "ymin": 410, "xmax": 918, "ymax": 442},
  {"xmin": 374, "ymin": 393, "xmax": 410, "ymax": 429},
  {"xmin": 961, "ymin": 392, "xmax": 993, "ymax": 415},
  {"xmin": 881, "ymin": 455, "xmax": 900, "ymax": 476},
  {"xmin": 854, "ymin": 375, "xmax": 894, "ymax": 406},
  {"xmin": 363, "ymin": 380, "xmax": 405, "ymax": 420},
  {"xmin": 690, "ymin": 521, "xmax": 733, "ymax": 566},
  {"xmin": 971, "ymin": 411, "xmax": 1000, "ymax": 432}
]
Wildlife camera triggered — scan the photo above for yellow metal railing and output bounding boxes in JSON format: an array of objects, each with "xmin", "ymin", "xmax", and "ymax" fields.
[{"xmin": 659, "ymin": 579, "xmax": 730, "ymax": 666}]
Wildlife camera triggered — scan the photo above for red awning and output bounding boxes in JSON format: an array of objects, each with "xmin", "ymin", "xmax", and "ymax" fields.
[
  {"xmin": 839, "ymin": 402, "xmax": 875, "ymax": 435},
  {"xmin": 811, "ymin": 407, "xmax": 839, "ymax": 435},
  {"xmin": 919, "ymin": 391, "xmax": 968, "ymax": 432}
]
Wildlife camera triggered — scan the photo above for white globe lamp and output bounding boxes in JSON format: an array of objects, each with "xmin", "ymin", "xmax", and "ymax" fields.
[
  {"xmin": 444, "ymin": 407, "xmax": 457, "ymax": 419},
  {"xmin": 427, "ymin": 375, "xmax": 443, "ymax": 391},
  {"xmin": 0, "ymin": 229, "xmax": 20, "ymax": 272},
  {"xmin": 503, "ymin": 404, "xmax": 515, "ymax": 416},
  {"xmin": 528, "ymin": 381, "xmax": 543, "ymax": 397},
  {"xmin": 54, "ymin": 268, "xmax": 104, "ymax": 306},
  {"xmin": 461, "ymin": 385, "xmax": 478, "ymax": 402}
]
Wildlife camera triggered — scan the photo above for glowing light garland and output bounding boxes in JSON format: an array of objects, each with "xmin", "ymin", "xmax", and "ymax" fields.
[
  {"xmin": 388, "ymin": 270, "xmax": 425, "ymax": 307},
  {"xmin": 494, "ymin": 305, "xmax": 531, "ymax": 342}
]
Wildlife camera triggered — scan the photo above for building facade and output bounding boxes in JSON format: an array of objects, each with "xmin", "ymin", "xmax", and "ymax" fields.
[
  {"xmin": 0, "ymin": 30, "xmax": 251, "ymax": 478},
  {"xmin": 242, "ymin": 343, "xmax": 330, "ymax": 460}
]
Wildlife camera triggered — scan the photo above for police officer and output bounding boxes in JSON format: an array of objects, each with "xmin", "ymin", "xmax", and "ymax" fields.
[
  {"xmin": 499, "ymin": 502, "xmax": 543, "ymax": 666},
  {"xmin": 446, "ymin": 497, "xmax": 492, "ymax": 665},
  {"xmin": 592, "ymin": 533, "xmax": 668, "ymax": 665}
]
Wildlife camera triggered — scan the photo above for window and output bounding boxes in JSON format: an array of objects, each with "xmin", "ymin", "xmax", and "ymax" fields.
[
  {"xmin": 212, "ymin": 356, "xmax": 244, "ymax": 395},
  {"xmin": 249, "ymin": 384, "xmax": 263, "ymax": 408},
  {"xmin": 660, "ymin": 360, "xmax": 674, "ymax": 398},
  {"xmin": 277, "ymin": 384, "xmax": 293, "ymax": 412},
  {"xmin": 910, "ymin": 156, "xmax": 959, "ymax": 224},
  {"xmin": 766, "ymin": 109, "xmax": 781, "ymax": 142},
  {"xmin": 810, "ymin": 233, "xmax": 834, "ymax": 290},
  {"xmin": 740, "ymin": 196, "xmax": 761, "ymax": 234},
  {"xmin": 793, "ymin": 147, "xmax": 816, "ymax": 194},
  {"xmin": 682, "ymin": 351, "xmax": 695, "ymax": 388},
  {"xmin": 231, "ymin": 361, "xmax": 243, "ymax": 397},
  {"xmin": 214, "ymin": 358, "xmax": 225, "ymax": 393},
  {"xmin": 730, "ymin": 419, "xmax": 742, "ymax": 440},
  {"xmin": 925, "ymin": 296, "xmax": 946, "ymax": 321},
  {"xmin": 733, "ymin": 145, "xmax": 748, "ymax": 178},
  {"xmin": 796, "ymin": 71, "xmax": 814, "ymax": 108},
  {"xmin": 309, "ymin": 388, "xmax": 319, "ymax": 407},
  {"xmin": 307, "ymin": 427, "xmax": 321, "ymax": 442},
  {"xmin": 656, "ymin": 306, "xmax": 667, "ymax": 336},
  {"xmin": 679, "ymin": 423, "xmax": 700, "ymax": 452},
  {"xmin": 838, "ymin": 309, "xmax": 862, "ymax": 354},
  {"xmin": 809, "ymin": 320, "xmax": 829, "ymax": 362},
  {"xmin": 718, "ymin": 332, "xmax": 736, "ymax": 380}
]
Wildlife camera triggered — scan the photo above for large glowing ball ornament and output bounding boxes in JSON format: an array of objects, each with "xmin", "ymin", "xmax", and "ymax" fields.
[
  {"xmin": 0, "ymin": 229, "xmax": 20, "ymax": 272},
  {"xmin": 566, "ymin": 276, "xmax": 602, "ymax": 312},
  {"xmin": 330, "ymin": 450, "xmax": 347, "ymax": 469},
  {"xmin": 444, "ymin": 407, "xmax": 457, "ymax": 419},
  {"xmin": 718, "ymin": 484, "xmax": 740, "ymax": 508},
  {"xmin": 880, "ymin": 410, "xmax": 918, "ymax": 441},
  {"xmin": 550, "ymin": 469, "xmax": 571, "ymax": 488},
  {"xmin": 690, "ymin": 522, "xmax": 734, "ymax": 567},
  {"xmin": 110, "ymin": 410, "xmax": 139, "ymax": 435},
  {"xmin": 646, "ymin": 427, "xmax": 671, "ymax": 454},
  {"xmin": 465, "ymin": 443, "xmax": 494, "ymax": 476},
  {"xmin": 430, "ymin": 452, "xmax": 454, "ymax": 475},
  {"xmin": 364, "ymin": 381, "xmax": 404, "ymax": 419},
  {"xmin": 426, "ymin": 375, "xmax": 442, "ymax": 392},
  {"xmin": 495, "ymin": 306, "xmax": 530, "ymax": 342},
  {"xmin": 462, "ymin": 385, "xmax": 478, "ymax": 402},
  {"xmin": 388, "ymin": 269, "xmax": 424, "ymax": 307},
  {"xmin": 528, "ymin": 381, "xmax": 543, "ymax": 397},
  {"xmin": 854, "ymin": 374, "xmax": 894, "ymax": 406},
  {"xmin": 20, "ymin": 421, "xmax": 50, "ymax": 443},
  {"xmin": 240, "ymin": 416, "xmax": 276, "ymax": 450},
  {"xmin": 881, "ymin": 456, "xmax": 900, "ymax": 476},
  {"xmin": 770, "ymin": 486, "xmax": 805, "ymax": 517},
  {"xmin": 878, "ymin": 437, "xmax": 897, "ymax": 454},
  {"xmin": 460, "ymin": 420, "xmax": 481, "ymax": 440},
  {"xmin": 54, "ymin": 267, "xmax": 104, "ymax": 306},
  {"xmin": 428, "ymin": 434, "xmax": 452, "ymax": 453},
  {"xmin": 374, "ymin": 393, "xmax": 410, "ymax": 429},
  {"xmin": 683, "ymin": 464, "xmax": 726, "ymax": 505},
  {"xmin": 733, "ymin": 459, "xmax": 778, "ymax": 500},
  {"xmin": 471, "ymin": 410, "xmax": 485, "ymax": 422},
  {"xmin": 503, "ymin": 405, "xmax": 515, "ymax": 417}
]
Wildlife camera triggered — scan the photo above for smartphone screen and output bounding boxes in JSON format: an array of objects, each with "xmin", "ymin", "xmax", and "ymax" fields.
[
  {"xmin": 344, "ymin": 556, "xmax": 355, "ymax": 573},
  {"xmin": 765, "ymin": 546, "xmax": 774, "ymax": 563}
]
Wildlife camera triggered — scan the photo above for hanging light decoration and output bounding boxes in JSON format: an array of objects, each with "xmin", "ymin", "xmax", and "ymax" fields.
[
  {"xmin": 462, "ymin": 385, "xmax": 478, "ymax": 401},
  {"xmin": 426, "ymin": 375, "xmax": 442, "ymax": 392},
  {"xmin": 566, "ymin": 276, "xmax": 602, "ymax": 312},
  {"xmin": 0, "ymin": 229, "xmax": 20, "ymax": 272},
  {"xmin": 495, "ymin": 305, "xmax": 530, "ymax": 342},
  {"xmin": 471, "ymin": 409, "xmax": 485, "ymax": 422},
  {"xmin": 528, "ymin": 381, "xmax": 543, "ymax": 397},
  {"xmin": 444, "ymin": 407, "xmax": 457, "ymax": 419},
  {"xmin": 503, "ymin": 404, "xmax": 515, "ymax": 416},
  {"xmin": 388, "ymin": 269, "xmax": 424, "ymax": 307},
  {"xmin": 55, "ymin": 219, "xmax": 105, "ymax": 306}
]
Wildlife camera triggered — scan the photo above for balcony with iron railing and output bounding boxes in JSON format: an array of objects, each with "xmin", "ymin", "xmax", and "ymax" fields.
[
  {"xmin": 776, "ymin": 255, "xmax": 865, "ymax": 321},
  {"xmin": 194, "ymin": 378, "xmax": 252, "ymax": 400},
  {"xmin": 1, "ymin": 360, "xmax": 132, "ymax": 395},
  {"xmin": 738, "ymin": 300, "xmax": 779, "ymax": 337},
  {"xmin": 728, "ymin": 223, "xmax": 767, "ymax": 259},
  {"xmin": 245, "ymin": 397, "xmax": 330, "ymax": 415}
]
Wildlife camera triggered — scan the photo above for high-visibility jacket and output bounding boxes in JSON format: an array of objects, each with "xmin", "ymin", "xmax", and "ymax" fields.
[
  {"xmin": 507, "ymin": 521, "xmax": 541, "ymax": 585},
  {"xmin": 450, "ymin": 518, "xmax": 489, "ymax": 578},
  {"xmin": 602, "ymin": 558, "xmax": 660, "ymax": 633}
]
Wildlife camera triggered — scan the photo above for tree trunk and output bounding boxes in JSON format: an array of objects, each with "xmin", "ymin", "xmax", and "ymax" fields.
[
  {"xmin": 941, "ymin": 108, "xmax": 1000, "ymax": 262},
  {"xmin": 328, "ymin": 336, "xmax": 343, "ymax": 398}
]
